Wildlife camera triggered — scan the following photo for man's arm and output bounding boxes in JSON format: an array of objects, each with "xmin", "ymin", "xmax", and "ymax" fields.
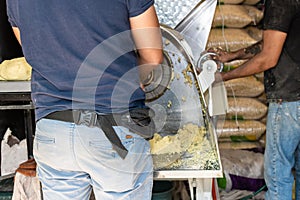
[
  {"xmin": 129, "ymin": 5, "xmax": 163, "ymax": 83},
  {"xmin": 210, "ymin": 41, "xmax": 263, "ymax": 63},
  {"xmin": 12, "ymin": 27, "xmax": 21, "ymax": 45},
  {"xmin": 222, "ymin": 30, "xmax": 287, "ymax": 81}
]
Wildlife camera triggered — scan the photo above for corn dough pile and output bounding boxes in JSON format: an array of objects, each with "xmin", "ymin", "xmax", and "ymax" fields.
[
  {"xmin": 150, "ymin": 123, "xmax": 221, "ymax": 170},
  {"xmin": 0, "ymin": 57, "xmax": 32, "ymax": 81},
  {"xmin": 149, "ymin": 123, "xmax": 205, "ymax": 155}
]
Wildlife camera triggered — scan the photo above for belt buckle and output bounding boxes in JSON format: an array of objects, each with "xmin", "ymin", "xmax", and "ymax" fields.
[{"xmin": 74, "ymin": 110, "xmax": 98, "ymax": 127}]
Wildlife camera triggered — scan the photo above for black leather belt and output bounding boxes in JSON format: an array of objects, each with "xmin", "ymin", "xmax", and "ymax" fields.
[
  {"xmin": 44, "ymin": 109, "xmax": 155, "ymax": 159},
  {"xmin": 45, "ymin": 110, "xmax": 98, "ymax": 127}
]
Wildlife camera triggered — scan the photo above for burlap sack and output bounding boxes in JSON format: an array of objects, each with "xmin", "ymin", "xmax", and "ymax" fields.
[
  {"xmin": 243, "ymin": 0, "xmax": 260, "ymax": 5},
  {"xmin": 245, "ymin": 26, "xmax": 263, "ymax": 42},
  {"xmin": 218, "ymin": 0, "xmax": 245, "ymax": 4},
  {"xmin": 226, "ymin": 97, "xmax": 268, "ymax": 120},
  {"xmin": 218, "ymin": 141, "xmax": 264, "ymax": 150},
  {"xmin": 212, "ymin": 5, "xmax": 252, "ymax": 28},
  {"xmin": 243, "ymin": 5, "xmax": 264, "ymax": 25},
  {"xmin": 225, "ymin": 75, "xmax": 264, "ymax": 97},
  {"xmin": 207, "ymin": 28, "xmax": 259, "ymax": 52},
  {"xmin": 217, "ymin": 119, "xmax": 266, "ymax": 141}
]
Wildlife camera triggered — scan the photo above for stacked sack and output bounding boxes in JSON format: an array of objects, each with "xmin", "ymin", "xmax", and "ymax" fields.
[
  {"xmin": 207, "ymin": 0, "xmax": 263, "ymax": 52},
  {"xmin": 217, "ymin": 76, "xmax": 267, "ymax": 149},
  {"xmin": 207, "ymin": 0, "xmax": 267, "ymax": 150},
  {"xmin": 207, "ymin": 2, "xmax": 268, "ymax": 196}
]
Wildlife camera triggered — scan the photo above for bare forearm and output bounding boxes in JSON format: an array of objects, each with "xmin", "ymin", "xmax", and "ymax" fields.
[
  {"xmin": 12, "ymin": 27, "xmax": 22, "ymax": 45},
  {"xmin": 240, "ymin": 41, "xmax": 263, "ymax": 59},
  {"xmin": 222, "ymin": 53, "xmax": 267, "ymax": 81},
  {"xmin": 209, "ymin": 41, "xmax": 262, "ymax": 63},
  {"xmin": 228, "ymin": 41, "xmax": 263, "ymax": 61},
  {"xmin": 222, "ymin": 30, "xmax": 287, "ymax": 81}
]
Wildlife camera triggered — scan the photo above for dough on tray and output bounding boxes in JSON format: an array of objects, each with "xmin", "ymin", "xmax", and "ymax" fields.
[
  {"xmin": 0, "ymin": 57, "xmax": 32, "ymax": 81},
  {"xmin": 149, "ymin": 123, "xmax": 204, "ymax": 155}
]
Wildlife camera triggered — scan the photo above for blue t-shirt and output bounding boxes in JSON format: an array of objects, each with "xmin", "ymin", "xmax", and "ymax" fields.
[{"xmin": 7, "ymin": 0, "xmax": 154, "ymax": 120}]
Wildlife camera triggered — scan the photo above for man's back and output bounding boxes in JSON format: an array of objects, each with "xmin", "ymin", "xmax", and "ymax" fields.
[
  {"xmin": 6, "ymin": 0, "xmax": 162, "ymax": 199},
  {"xmin": 7, "ymin": 0, "xmax": 153, "ymax": 119}
]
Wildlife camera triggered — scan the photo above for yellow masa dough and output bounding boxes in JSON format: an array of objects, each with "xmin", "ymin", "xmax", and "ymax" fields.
[{"xmin": 0, "ymin": 57, "xmax": 32, "ymax": 81}]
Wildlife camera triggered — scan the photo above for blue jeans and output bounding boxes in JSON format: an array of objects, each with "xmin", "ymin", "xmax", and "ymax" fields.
[
  {"xmin": 264, "ymin": 100, "xmax": 300, "ymax": 200},
  {"xmin": 33, "ymin": 118, "xmax": 153, "ymax": 200}
]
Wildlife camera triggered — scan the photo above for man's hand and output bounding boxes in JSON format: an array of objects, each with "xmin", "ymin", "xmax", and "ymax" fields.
[{"xmin": 207, "ymin": 47, "xmax": 235, "ymax": 63}]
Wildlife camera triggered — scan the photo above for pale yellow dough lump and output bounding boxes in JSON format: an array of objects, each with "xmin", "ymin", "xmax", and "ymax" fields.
[
  {"xmin": 149, "ymin": 123, "xmax": 204, "ymax": 155},
  {"xmin": 0, "ymin": 57, "xmax": 32, "ymax": 81}
]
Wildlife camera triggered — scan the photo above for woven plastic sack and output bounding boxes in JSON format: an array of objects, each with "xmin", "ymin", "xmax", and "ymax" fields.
[
  {"xmin": 218, "ymin": 141, "xmax": 264, "ymax": 150},
  {"xmin": 243, "ymin": 0, "xmax": 260, "ymax": 5},
  {"xmin": 217, "ymin": 119, "xmax": 266, "ymax": 141},
  {"xmin": 225, "ymin": 75, "xmax": 264, "ymax": 97},
  {"xmin": 207, "ymin": 28, "xmax": 259, "ymax": 52},
  {"xmin": 244, "ymin": 5, "xmax": 264, "ymax": 25},
  {"xmin": 254, "ymin": 71, "xmax": 264, "ymax": 83},
  {"xmin": 226, "ymin": 97, "xmax": 268, "ymax": 120},
  {"xmin": 218, "ymin": 0, "xmax": 245, "ymax": 4},
  {"xmin": 246, "ymin": 26, "xmax": 263, "ymax": 41},
  {"xmin": 212, "ymin": 5, "xmax": 252, "ymax": 28}
]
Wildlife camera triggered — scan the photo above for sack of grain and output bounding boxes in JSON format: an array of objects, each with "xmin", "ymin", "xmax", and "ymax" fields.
[
  {"xmin": 212, "ymin": 5, "xmax": 252, "ymax": 28},
  {"xmin": 254, "ymin": 71, "xmax": 264, "ymax": 82},
  {"xmin": 243, "ymin": 0, "xmax": 260, "ymax": 5},
  {"xmin": 207, "ymin": 28, "xmax": 259, "ymax": 52},
  {"xmin": 257, "ymin": 92, "xmax": 267, "ymax": 104},
  {"xmin": 217, "ymin": 119, "xmax": 266, "ymax": 141},
  {"xmin": 225, "ymin": 75, "xmax": 264, "ymax": 97},
  {"xmin": 243, "ymin": 5, "xmax": 264, "ymax": 25},
  {"xmin": 260, "ymin": 116, "xmax": 267, "ymax": 124},
  {"xmin": 226, "ymin": 97, "xmax": 268, "ymax": 120},
  {"xmin": 218, "ymin": 0, "xmax": 245, "ymax": 4},
  {"xmin": 0, "ymin": 57, "xmax": 32, "ymax": 80},
  {"xmin": 218, "ymin": 141, "xmax": 264, "ymax": 150},
  {"xmin": 246, "ymin": 26, "xmax": 263, "ymax": 42}
]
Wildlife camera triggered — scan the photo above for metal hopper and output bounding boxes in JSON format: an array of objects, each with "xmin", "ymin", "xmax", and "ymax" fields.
[{"xmin": 145, "ymin": 0, "xmax": 226, "ymax": 179}]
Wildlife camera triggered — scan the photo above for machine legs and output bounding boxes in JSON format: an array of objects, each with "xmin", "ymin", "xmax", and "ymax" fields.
[{"xmin": 188, "ymin": 178, "xmax": 219, "ymax": 200}]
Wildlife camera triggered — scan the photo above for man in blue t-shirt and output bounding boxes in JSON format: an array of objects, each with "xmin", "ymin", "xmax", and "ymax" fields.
[
  {"xmin": 6, "ymin": 0, "xmax": 163, "ymax": 199},
  {"xmin": 210, "ymin": 0, "xmax": 300, "ymax": 199}
]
